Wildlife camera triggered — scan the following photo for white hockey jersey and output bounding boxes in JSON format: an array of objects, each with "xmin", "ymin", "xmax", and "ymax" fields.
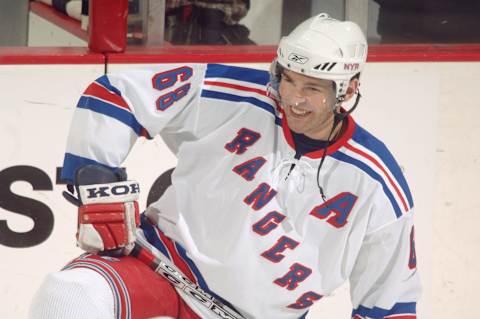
[{"xmin": 61, "ymin": 63, "xmax": 421, "ymax": 319}]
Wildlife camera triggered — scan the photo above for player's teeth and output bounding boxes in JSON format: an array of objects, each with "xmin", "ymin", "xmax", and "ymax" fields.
[{"xmin": 291, "ymin": 105, "xmax": 309, "ymax": 115}]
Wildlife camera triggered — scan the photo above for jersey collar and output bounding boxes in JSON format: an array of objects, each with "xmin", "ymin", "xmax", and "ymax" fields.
[{"xmin": 279, "ymin": 108, "xmax": 356, "ymax": 159}]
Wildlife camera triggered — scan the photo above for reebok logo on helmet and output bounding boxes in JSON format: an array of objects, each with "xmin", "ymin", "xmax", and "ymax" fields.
[{"xmin": 288, "ymin": 53, "xmax": 309, "ymax": 64}]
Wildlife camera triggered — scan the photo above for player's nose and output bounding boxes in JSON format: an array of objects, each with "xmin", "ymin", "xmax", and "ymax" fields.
[
  {"xmin": 291, "ymin": 85, "xmax": 307, "ymax": 98},
  {"xmin": 289, "ymin": 93, "xmax": 307, "ymax": 107}
]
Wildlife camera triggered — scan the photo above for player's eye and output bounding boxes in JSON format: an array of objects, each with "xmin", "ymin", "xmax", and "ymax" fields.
[
  {"xmin": 282, "ymin": 75, "xmax": 293, "ymax": 83},
  {"xmin": 306, "ymin": 86, "xmax": 321, "ymax": 92}
]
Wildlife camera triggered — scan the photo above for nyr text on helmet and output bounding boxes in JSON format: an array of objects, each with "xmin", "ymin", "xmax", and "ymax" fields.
[{"xmin": 344, "ymin": 63, "xmax": 360, "ymax": 71}]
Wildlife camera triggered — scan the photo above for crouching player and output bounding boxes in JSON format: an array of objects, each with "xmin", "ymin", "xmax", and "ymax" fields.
[{"xmin": 29, "ymin": 13, "xmax": 421, "ymax": 319}]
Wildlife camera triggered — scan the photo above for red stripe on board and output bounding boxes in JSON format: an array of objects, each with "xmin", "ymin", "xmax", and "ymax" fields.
[
  {"xmin": 368, "ymin": 44, "xmax": 480, "ymax": 62},
  {"xmin": 84, "ymin": 82, "xmax": 131, "ymax": 111},
  {"xmin": 3, "ymin": 44, "xmax": 480, "ymax": 65},
  {"xmin": 157, "ymin": 229, "xmax": 197, "ymax": 283},
  {"xmin": 108, "ymin": 45, "xmax": 278, "ymax": 63},
  {"xmin": 30, "ymin": 1, "xmax": 88, "ymax": 41},
  {"xmin": 106, "ymin": 44, "xmax": 480, "ymax": 63},
  {"xmin": 204, "ymin": 80, "xmax": 268, "ymax": 96},
  {"xmin": 353, "ymin": 313, "xmax": 415, "ymax": 319},
  {"xmin": 344, "ymin": 143, "xmax": 409, "ymax": 212}
]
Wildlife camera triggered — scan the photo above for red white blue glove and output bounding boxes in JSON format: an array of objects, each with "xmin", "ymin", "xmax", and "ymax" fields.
[{"xmin": 76, "ymin": 180, "xmax": 140, "ymax": 254}]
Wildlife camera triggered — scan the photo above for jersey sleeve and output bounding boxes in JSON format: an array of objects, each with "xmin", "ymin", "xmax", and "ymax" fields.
[
  {"xmin": 60, "ymin": 64, "xmax": 207, "ymax": 184},
  {"xmin": 349, "ymin": 210, "xmax": 421, "ymax": 319}
]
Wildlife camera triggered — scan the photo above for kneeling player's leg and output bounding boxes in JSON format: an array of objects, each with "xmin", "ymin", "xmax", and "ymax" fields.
[
  {"xmin": 30, "ymin": 253, "xmax": 197, "ymax": 319},
  {"xmin": 29, "ymin": 267, "xmax": 114, "ymax": 319}
]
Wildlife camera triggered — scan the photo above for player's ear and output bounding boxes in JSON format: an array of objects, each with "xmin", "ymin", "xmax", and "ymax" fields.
[{"xmin": 344, "ymin": 78, "xmax": 359, "ymax": 102}]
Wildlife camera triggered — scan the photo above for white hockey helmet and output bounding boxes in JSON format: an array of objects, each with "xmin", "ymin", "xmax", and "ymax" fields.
[{"xmin": 273, "ymin": 13, "xmax": 368, "ymax": 100}]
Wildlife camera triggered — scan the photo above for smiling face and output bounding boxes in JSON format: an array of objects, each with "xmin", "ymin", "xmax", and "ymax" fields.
[{"xmin": 279, "ymin": 69, "xmax": 339, "ymax": 140}]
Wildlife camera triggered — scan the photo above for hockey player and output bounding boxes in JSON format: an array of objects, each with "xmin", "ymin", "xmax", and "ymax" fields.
[{"xmin": 29, "ymin": 13, "xmax": 421, "ymax": 319}]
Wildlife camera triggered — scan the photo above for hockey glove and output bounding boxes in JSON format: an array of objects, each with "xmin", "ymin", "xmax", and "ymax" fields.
[{"xmin": 64, "ymin": 165, "xmax": 140, "ymax": 255}]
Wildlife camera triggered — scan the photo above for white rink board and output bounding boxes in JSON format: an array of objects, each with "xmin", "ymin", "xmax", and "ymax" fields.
[
  {"xmin": 0, "ymin": 64, "xmax": 103, "ymax": 319},
  {"xmin": 2, "ymin": 60, "xmax": 479, "ymax": 318}
]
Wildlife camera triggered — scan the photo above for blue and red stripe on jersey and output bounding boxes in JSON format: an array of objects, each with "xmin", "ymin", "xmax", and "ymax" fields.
[
  {"xmin": 352, "ymin": 302, "xmax": 416, "ymax": 319},
  {"xmin": 77, "ymin": 75, "xmax": 151, "ymax": 139},
  {"xmin": 202, "ymin": 64, "xmax": 282, "ymax": 126},
  {"xmin": 331, "ymin": 125, "xmax": 413, "ymax": 218},
  {"xmin": 350, "ymin": 126, "xmax": 413, "ymax": 210},
  {"xmin": 140, "ymin": 214, "xmax": 240, "ymax": 313},
  {"xmin": 140, "ymin": 215, "xmax": 196, "ymax": 283},
  {"xmin": 202, "ymin": 88, "xmax": 281, "ymax": 125},
  {"xmin": 205, "ymin": 63, "xmax": 269, "ymax": 86}
]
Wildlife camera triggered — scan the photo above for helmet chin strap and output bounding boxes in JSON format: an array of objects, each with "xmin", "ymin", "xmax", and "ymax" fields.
[
  {"xmin": 333, "ymin": 89, "xmax": 362, "ymax": 123},
  {"xmin": 316, "ymin": 90, "xmax": 362, "ymax": 202}
]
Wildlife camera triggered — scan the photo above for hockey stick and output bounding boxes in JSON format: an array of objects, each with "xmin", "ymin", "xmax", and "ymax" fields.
[
  {"xmin": 64, "ymin": 164, "xmax": 246, "ymax": 319},
  {"xmin": 131, "ymin": 241, "xmax": 246, "ymax": 319}
]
